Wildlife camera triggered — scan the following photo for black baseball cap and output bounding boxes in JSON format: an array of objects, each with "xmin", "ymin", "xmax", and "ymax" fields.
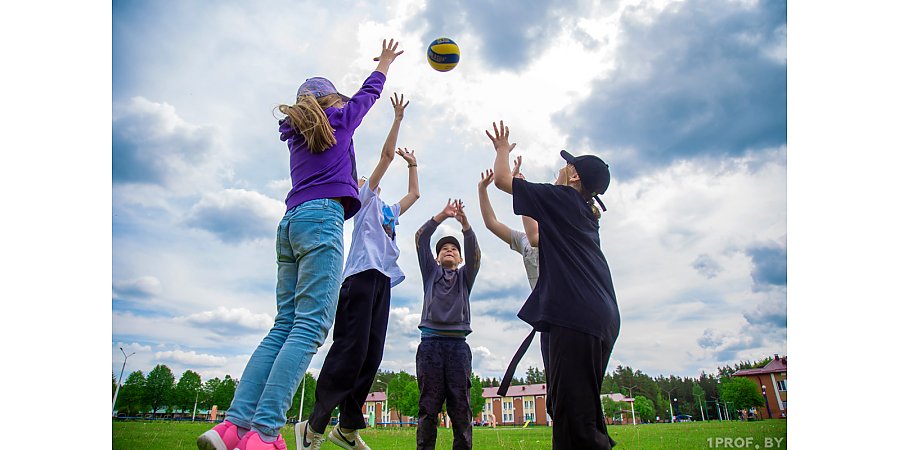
[
  {"xmin": 435, "ymin": 236, "xmax": 461, "ymax": 255},
  {"xmin": 560, "ymin": 150, "xmax": 610, "ymax": 211}
]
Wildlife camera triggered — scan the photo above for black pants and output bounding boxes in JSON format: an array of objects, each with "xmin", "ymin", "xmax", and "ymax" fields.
[
  {"xmin": 308, "ymin": 269, "xmax": 391, "ymax": 432},
  {"xmin": 548, "ymin": 326, "xmax": 617, "ymax": 449},
  {"xmin": 541, "ymin": 331, "xmax": 552, "ymax": 417},
  {"xmin": 415, "ymin": 337, "xmax": 472, "ymax": 450}
]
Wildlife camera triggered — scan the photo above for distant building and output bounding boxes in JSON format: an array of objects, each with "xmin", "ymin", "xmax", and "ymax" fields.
[
  {"xmin": 600, "ymin": 392, "xmax": 637, "ymax": 424},
  {"xmin": 481, "ymin": 384, "xmax": 550, "ymax": 426},
  {"xmin": 733, "ymin": 354, "xmax": 787, "ymax": 419},
  {"xmin": 361, "ymin": 391, "xmax": 415, "ymax": 426}
]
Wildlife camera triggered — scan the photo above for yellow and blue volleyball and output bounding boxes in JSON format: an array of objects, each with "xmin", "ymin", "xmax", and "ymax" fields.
[{"xmin": 427, "ymin": 38, "xmax": 460, "ymax": 72}]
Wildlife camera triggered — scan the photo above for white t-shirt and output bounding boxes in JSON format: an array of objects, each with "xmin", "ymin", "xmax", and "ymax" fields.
[
  {"xmin": 342, "ymin": 180, "xmax": 405, "ymax": 286},
  {"xmin": 509, "ymin": 229, "xmax": 539, "ymax": 289}
]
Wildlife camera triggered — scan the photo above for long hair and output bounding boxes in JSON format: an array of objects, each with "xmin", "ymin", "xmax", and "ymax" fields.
[{"xmin": 278, "ymin": 93, "xmax": 342, "ymax": 153}]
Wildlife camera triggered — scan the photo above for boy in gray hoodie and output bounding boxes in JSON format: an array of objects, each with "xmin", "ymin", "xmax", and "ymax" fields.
[{"xmin": 414, "ymin": 198, "xmax": 480, "ymax": 450}]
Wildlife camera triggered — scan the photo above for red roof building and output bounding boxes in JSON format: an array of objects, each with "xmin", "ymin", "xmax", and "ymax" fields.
[
  {"xmin": 481, "ymin": 384, "xmax": 551, "ymax": 426},
  {"xmin": 733, "ymin": 354, "xmax": 787, "ymax": 419}
]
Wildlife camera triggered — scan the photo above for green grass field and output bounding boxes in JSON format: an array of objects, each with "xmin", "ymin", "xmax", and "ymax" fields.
[{"xmin": 113, "ymin": 420, "xmax": 786, "ymax": 449}]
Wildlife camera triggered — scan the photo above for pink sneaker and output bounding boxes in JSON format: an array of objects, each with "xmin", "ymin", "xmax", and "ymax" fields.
[
  {"xmin": 197, "ymin": 421, "xmax": 241, "ymax": 450},
  {"xmin": 235, "ymin": 431, "xmax": 286, "ymax": 450}
]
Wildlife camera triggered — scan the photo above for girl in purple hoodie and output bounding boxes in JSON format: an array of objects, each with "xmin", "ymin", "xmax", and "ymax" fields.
[{"xmin": 197, "ymin": 39, "xmax": 403, "ymax": 450}]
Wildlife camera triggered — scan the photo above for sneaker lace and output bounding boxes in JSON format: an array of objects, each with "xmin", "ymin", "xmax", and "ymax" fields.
[
  {"xmin": 309, "ymin": 432, "xmax": 326, "ymax": 450},
  {"xmin": 349, "ymin": 430, "xmax": 367, "ymax": 448}
]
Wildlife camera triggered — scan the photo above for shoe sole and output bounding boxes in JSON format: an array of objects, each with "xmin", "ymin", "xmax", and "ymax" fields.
[{"xmin": 197, "ymin": 429, "xmax": 228, "ymax": 450}]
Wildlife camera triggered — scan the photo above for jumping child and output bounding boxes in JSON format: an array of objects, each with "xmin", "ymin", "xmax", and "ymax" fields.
[
  {"xmin": 298, "ymin": 92, "xmax": 420, "ymax": 450},
  {"xmin": 196, "ymin": 38, "xmax": 403, "ymax": 450},
  {"xmin": 487, "ymin": 121, "xmax": 620, "ymax": 449},
  {"xmin": 414, "ymin": 199, "xmax": 481, "ymax": 450},
  {"xmin": 477, "ymin": 157, "xmax": 555, "ymax": 416}
]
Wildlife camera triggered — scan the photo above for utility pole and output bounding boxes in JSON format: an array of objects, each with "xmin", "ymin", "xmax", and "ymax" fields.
[
  {"xmin": 112, "ymin": 347, "xmax": 136, "ymax": 417},
  {"xmin": 192, "ymin": 388, "xmax": 200, "ymax": 422},
  {"xmin": 299, "ymin": 374, "xmax": 308, "ymax": 422},
  {"xmin": 625, "ymin": 386, "xmax": 638, "ymax": 425}
]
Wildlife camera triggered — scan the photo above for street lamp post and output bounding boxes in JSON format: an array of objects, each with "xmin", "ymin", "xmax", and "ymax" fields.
[
  {"xmin": 299, "ymin": 373, "xmax": 309, "ymax": 422},
  {"xmin": 761, "ymin": 384, "xmax": 772, "ymax": 419},
  {"xmin": 673, "ymin": 398, "xmax": 679, "ymax": 422},
  {"xmin": 192, "ymin": 387, "xmax": 200, "ymax": 422},
  {"xmin": 696, "ymin": 394, "xmax": 706, "ymax": 421},
  {"xmin": 374, "ymin": 378, "xmax": 390, "ymax": 426},
  {"xmin": 663, "ymin": 388, "xmax": 675, "ymax": 423},
  {"xmin": 112, "ymin": 347, "xmax": 136, "ymax": 417},
  {"xmin": 625, "ymin": 386, "xmax": 638, "ymax": 425}
]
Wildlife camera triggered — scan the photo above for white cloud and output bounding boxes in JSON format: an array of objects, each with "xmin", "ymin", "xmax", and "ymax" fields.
[
  {"xmin": 175, "ymin": 307, "xmax": 273, "ymax": 334},
  {"xmin": 155, "ymin": 349, "xmax": 228, "ymax": 367},
  {"xmin": 184, "ymin": 189, "xmax": 284, "ymax": 244}
]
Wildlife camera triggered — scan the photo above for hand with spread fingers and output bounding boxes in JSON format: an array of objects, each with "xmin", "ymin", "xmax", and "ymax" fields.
[
  {"xmin": 396, "ymin": 147, "xmax": 416, "ymax": 166},
  {"xmin": 390, "ymin": 92, "xmax": 409, "ymax": 121},
  {"xmin": 453, "ymin": 199, "xmax": 470, "ymax": 231},
  {"xmin": 485, "ymin": 120, "xmax": 517, "ymax": 154},
  {"xmin": 478, "ymin": 169, "xmax": 495, "ymax": 190},
  {"xmin": 511, "ymin": 155, "xmax": 525, "ymax": 180}
]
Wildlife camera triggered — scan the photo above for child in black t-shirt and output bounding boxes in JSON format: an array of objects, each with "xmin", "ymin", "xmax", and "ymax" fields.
[{"xmin": 485, "ymin": 121, "xmax": 620, "ymax": 450}]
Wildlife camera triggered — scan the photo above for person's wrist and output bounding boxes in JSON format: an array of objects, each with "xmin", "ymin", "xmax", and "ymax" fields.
[{"xmin": 408, "ymin": 162, "xmax": 417, "ymax": 168}]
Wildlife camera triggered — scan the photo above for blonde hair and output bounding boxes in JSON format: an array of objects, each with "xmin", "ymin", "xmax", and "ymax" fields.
[{"xmin": 278, "ymin": 93, "xmax": 342, "ymax": 153}]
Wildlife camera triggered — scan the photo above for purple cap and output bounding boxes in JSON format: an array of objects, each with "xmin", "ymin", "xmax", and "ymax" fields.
[{"xmin": 296, "ymin": 77, "xmax": 350, "ymax": 102}]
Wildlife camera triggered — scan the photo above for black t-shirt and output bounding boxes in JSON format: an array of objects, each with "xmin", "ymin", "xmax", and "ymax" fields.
[{"xmin": 512, "ymin": 178, "xmax": 620, "ymax": 342}]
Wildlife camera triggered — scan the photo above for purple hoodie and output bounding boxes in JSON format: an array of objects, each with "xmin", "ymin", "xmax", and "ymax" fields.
[{"xmin": 279, "ymin": 71, "xmax": 386, "ymax": 220}]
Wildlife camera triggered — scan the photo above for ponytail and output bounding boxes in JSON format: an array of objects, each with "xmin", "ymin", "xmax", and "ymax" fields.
[{"xmin": 278, "ymin": 94, "xmax": 342, "ymax": 153}]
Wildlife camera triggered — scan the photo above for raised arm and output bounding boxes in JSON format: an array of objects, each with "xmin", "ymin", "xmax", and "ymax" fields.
[
  {"xmin": 396, "ymin": 147, "xmax": 420, "ymax": 215},
  {"xmin": 522, "ymin": 215, "xmax": 539, "ymax": 247},
  {"xmin": 455, "ymin": 200, "xmax": 481, "ymax": 291},
  {"xmin": 512, "ymin": 156, "xmax": 539, "ymax": 247},
  {"xmin": 477, "ymin": 169, "xmax": 513, "ymax": 245},
  {"xmin": 367, "ymin": 93, "xmax": 408, "ymax": 189},
  {"xmin": 416, "ymin": 200, "xmax": 456, "ymax": 277},
  {"xmin": 485, "ymin": 120, "xmax": 517, "ymax": 194}
]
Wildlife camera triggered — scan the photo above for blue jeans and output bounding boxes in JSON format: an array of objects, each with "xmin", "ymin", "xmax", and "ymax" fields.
[{"xmin": 225, "ymin": 199, "xmax": 344, "ymax": 439}]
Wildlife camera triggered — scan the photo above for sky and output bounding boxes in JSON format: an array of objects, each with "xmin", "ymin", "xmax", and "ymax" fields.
[{"xmin": 109, "ymin": 0, "xmax": 789, "ymax": 384}]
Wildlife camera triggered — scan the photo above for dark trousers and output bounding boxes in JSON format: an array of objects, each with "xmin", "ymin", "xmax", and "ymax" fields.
[
  {"xmin": 540, "ymin": 331, "xmax": 552, "ymax": 417},
  {"xmin": 308, "ymin": 269, "xmax": 391, "ymax": 432},
  {"xmin": 415, "ymin": 337, "xmax": 472, "ymax": 450},
  {"xmin": 548, "ymin": 326, "xmax": 616, "ymax": 450}
]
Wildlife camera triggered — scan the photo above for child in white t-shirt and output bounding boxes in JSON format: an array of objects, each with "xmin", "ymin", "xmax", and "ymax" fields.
[{"xmin": 299, "ymin": 93, "xmax": 420, "ymax": 450}]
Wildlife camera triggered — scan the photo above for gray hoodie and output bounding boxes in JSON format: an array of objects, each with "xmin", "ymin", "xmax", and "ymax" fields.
[{"xmin": 415, "ymin": 218, "xmax": 481, "ymax": 334}]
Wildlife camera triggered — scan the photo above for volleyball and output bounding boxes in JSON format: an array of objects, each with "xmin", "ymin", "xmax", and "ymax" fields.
[{"xmin": 427, "ymin": 38, "xmax": 460, "ymax": 72}]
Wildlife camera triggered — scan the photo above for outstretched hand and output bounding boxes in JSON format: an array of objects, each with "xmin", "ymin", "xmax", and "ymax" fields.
[
  {"xmin": 453, "ymin": 199, "xmax": 470, "ymax": 229},
  {"xmin": 478, "ymin": 169, "xmax": 495, "ymax": 189},
  {"xmin": 439, "ymin": 198, "xmax": 457, "ymax": 219},
  {"xmin": 511, "ymin": 155, "xmax": 525, "ymax": 179},
  {"xmin": 390, "ymin": 92, "xmax": 409, "ymax": 120},
  {"xmin": 374, "ymin": 38, "xmax": 404, "ymax": 63},
  {"xmin": 396, "ymin": 147, "xmax": 416, "ymax": 165},
  {"xmin": 484, "ymin": 120, "xmax": 517, "ymax": 153}
]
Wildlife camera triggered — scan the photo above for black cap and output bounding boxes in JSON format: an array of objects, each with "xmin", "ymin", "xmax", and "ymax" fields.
[
  {"xmin": 435, "ymin": 236, "xmax": 461, "ymax": 255},
  {"xmin": 560, "ymin": 150, "xmax": 610, "ymax": 211}
]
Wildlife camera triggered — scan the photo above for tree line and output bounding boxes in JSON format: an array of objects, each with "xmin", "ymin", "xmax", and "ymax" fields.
[{"xmin": 113, "ymin": 358, "xmax": 771, "ymax": 423}]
